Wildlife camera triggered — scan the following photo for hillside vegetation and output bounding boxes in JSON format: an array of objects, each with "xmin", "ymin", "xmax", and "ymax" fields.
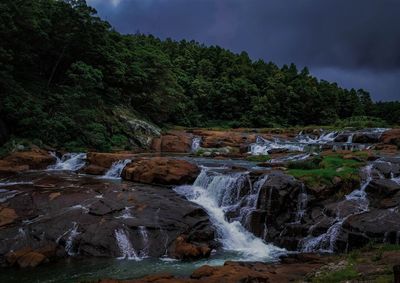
[{"xmin": 1, "ymin": 0, "xmax": 399, "ymax": 150}]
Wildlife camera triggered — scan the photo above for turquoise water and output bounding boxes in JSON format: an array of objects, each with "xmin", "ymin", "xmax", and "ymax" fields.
[{"xmin": 0, "ymin": 252, "xmax": 246, "ymax": 283}]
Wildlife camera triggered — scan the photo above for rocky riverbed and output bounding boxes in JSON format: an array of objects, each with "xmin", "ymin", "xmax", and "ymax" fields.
[{"xmin": 0, "ymin": 128, "xmax": 400, "ymax": 282}]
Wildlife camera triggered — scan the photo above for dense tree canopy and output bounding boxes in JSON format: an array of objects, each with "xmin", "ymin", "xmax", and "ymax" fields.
[{"xmin": 0, "ymin": 0, "xmax": 398, "ymax": 150}]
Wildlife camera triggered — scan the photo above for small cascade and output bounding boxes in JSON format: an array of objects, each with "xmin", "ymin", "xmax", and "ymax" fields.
[
  {"xmin": 114, "ymin": 228, "xmax": 140, "ymax": 260},
  {"xmin": 102, "ymin": 159, "xmax": 131, "ymax": 179},
  {"xmin": 116, "ymin": 207, "xmax": 135, "ymax": 219},
  {"xmin": 295, "ymin": 184, "xmax": 308, "ymax": 223},
  {"xmin": 0, "ymin": 189, "xmax": 19, "ymax": 203},
  {"xmin": 191, "ymin": 136, "xmax": 202, "ymax": 152},
  {"xmin": 175, "ymin": 168, "xmax": 285, "ymax": 261},
  {"xmin": 249, "ymin": 136, "xmax": 305, "ymax": 155},
  {"xmin": 346, "ymin": 134, "xmax": 354, "ymax": 144},
  {"xmin": 48, "ymin": 152, "xmax": 87, "ymax": 171},
  {"xmin": 138, "ymin": 226, "xmax": 150, "ymax": 258},
  {"xmin": 65, "ymin": 222, "xmax": 80, "ymax": 256},
  {"xmin": 296, "ymin": 131, "xmax": 337, "ymax": 144},
  {"xmin": 300, "ymin": 164, "xmax": 374, "ymax": 252}
]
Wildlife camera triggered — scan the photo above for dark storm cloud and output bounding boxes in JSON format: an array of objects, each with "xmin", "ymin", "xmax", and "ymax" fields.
[{"xmin": 87, "ymin": 0, "xmax": 400, "ymax": 101}]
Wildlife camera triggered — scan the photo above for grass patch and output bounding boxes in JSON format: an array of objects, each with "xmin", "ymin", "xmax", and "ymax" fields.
[
  {"xmin": 287, "ymin": 154, "xmax": 363, "ymax": 187},
  {"xmin": 246, "ymin": 155, "xmax": 271, "ymax": 162},
  {"xmin": 312, "ymin": 265, "xmax": 359, "ymax": 283}
]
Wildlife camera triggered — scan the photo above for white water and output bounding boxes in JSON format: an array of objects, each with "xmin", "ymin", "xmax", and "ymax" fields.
[
  {"xmin": 65, "ymin": 222, "xmax": 80, "ymax": 256},
  {"xmin": 115, "ymin": 228, "xmax": 140, "ymax": 260},
  {"xmin": 138, "ymin": 226, "xmax": 150, "ymax": 258},
  {"xmin": 102, "ymin": 159, "xmax": 131, "ymax": 179},
  {"xmin": 295, "ymin": 184, "xmax": 308, "ymax": 223},
  {"xmin": 301, "ymin": 164, "xmax": 373, "ymax": 252},
  {"xmin": 0, "ymin": 181, "xmax": 33, "ymax": 187},
  {"xmin": 47, "ymin": 152, "xmax": 87, "ymax": 171},
  {"xmin": 175, "ymin": 168, "xmax": 285, "ymax": 261},
  {"xmin": 116, "ymin": 207, "xmax": 135, "ymax": 219},
  {"xmin": 296, "ymin": 131, "xmax": 337, "ymax": 144},
  {"xmin": 191, "ymin": 137, "xmax": 202, "ymax": 152},
  {"xmin": 0, "ymin": 188, "xmax": 19, "ymax": 203},
  {"xmin": 250, "ymin": 136, "xmax": 305, "ymax": 155}
]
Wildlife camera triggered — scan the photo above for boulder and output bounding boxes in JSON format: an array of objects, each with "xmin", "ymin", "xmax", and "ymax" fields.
[
  {"xmin": 0, "ymin": 150, "xmax": 55, "ymax": 176},
  {"xmin": 366, "ymin": 179, "xmax": 400, "ymax": 200},
  {"xmin": 151, "ymin": 131, "xmax": 192, "ymax": 153},
  {"xmin": 0, "ymin": 207, "xmax": 18, "ymax": 227},
  {"xmin": 122, "ymin": 157, "xmax": 199, "ymax": 185},
  {"xmin": 380, "ymin": 129, "xmax": 400, "ymax": 146},
  {"xmin": 352, "ymin": 132, "xmax": 381, "ymax": 143},
  {"xmin": 172, "ymin": 235, "xmax": 211, "ymax": 260},
  {"xmin": 17, "ymin": 251, "xmax": 46, "ymax": 268},
  {"xmin": 83, "ymin": 152, "xmax": 136, "ymax": 175},
  {"xmin": 191, "ymin": 130, "xmax": 257, "ymax": 149}
]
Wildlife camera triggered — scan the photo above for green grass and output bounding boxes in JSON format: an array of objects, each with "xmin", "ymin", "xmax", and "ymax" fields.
[
  {"xmin": 246, "ymin": 155, "xmax": 271, "ymax": 162},
  {"xmin": 287, "ymin": 155, "xmax": 363, "ymax": 187},
  {"xmin": 312, "ymin": 265, "xmax": 359, "ymax": 283}
]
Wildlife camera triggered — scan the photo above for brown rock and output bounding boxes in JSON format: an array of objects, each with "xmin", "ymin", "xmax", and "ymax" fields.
[
  {"xmin": 5, "ymin": 247, "xmax": 33, "ymax": 265},
  {"xmin": 17, "ymin": 251, "xmax": 46, "ymax": 268},
  {"xmin": 83, "ymin": 152, "xmax": 136, "ymax": 175},
  {"xmin": 0, "ymin": 206, "xmax": 18, "ymax": 227},
  {"xmin": 122, "ymin": 157, "xmax": 199, "ymax": 185},
  {"xmin": 380, "ymin": 129, "xmax": 400, "ymax": 145},
  {"xmin": 191, "ymin": 130, "xmax": 257, "ymax": 149},
  {"xmin": 172, "ymin": 235, "xmax": 211, "ymax": 260},
  {"xmin": 153, "ymin": 131, "xmax": 192, "ymax": 153},
  {"xmin": 3, "ymin": 149, "xmax": 55, "ymax": 170}
]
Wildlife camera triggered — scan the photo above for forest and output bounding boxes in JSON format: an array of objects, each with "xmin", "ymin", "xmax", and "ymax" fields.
[{"xmin": 1, "ymin": 0, "xmax": 399, "ymax": 150}]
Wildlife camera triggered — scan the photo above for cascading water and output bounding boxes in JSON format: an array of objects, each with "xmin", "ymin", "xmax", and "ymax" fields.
[
  {"xmin": 138, "ymin": 226, "xmax": 150, "ymax": 258},
  {"xmin": 295, "ymin": 184, "xmax": 308, "ymax": 223},
  {"xmin": 47, "ymin": 152, "xmax": 87, "ymax": 171},
  {"xmin": 191, "ymin": 136, "xmax": 202, "ymax": 152},
  {"xmin": 116, "ymin": 207, "xmax": 134, "ymax": 219},
  {"xmin": 296, "ymin": 131, "xmax": 338, "ymax": 144},
  {"xmin": 300, "ymin": 164, "xmax": 374, "ymax": 252},
  {"xmin": 102, "ymin": 159, "xmax": 131, "ymax": 179},
  {"xmin": 115, "ymin": 228, "xmax": 140, "ymax": 260},
  {"xmin": 175, "ymin": 168, "xmax": 285, "ymax": 261},
  {"xmin": 65, "ymin": 222, "xmax": 80, "ymax": 256},
  {"xmin": 249, "ymin": 136, "xmax": 305, "ymax": 156}
]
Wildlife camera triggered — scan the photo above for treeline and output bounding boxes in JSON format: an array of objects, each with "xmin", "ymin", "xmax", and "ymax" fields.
[{"xmin": 0, "ymin": 0, "xmax": 399, "ymax": 150}]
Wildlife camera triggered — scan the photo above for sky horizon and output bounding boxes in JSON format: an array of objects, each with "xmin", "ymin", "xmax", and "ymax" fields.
[{"xmin": 87, "ymin": 0, "xmax": 400, "ymax": 102}]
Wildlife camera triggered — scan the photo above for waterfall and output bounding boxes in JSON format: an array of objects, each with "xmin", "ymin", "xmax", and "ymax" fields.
[
  {"xmin": 114, "ymin": 228, "xmax": 140, "ymax": 260},
  {"xmin": 191, "ymin": 136, "xmax": 202, "ymax": 152},
  {"xmin": 346, "ymin": 134, "xmax": 354, "ymax": 144},
  {"xmin": 249, "ymin": 136, "xmax": 305, "ymax": 155},
  {"xmin": 47, "ymin": 152, "xmax": 86, "ymax": 171},
  {"xmin": 0, "ymin": 189, "xmax": 19, "ymax": 203},
  {"xmin": 102, "ymin": 159, "xmax": 131, "ymax": 179},
  {"xmin": 116, "ymin": 207, "xmax": 134, "ymax": 219},
  {"xmin": 300, "ymin": 164, "xmax": 373, "ymax": 252},
  {"xmin": 295, "ymin": 184, "xmax": 308, "ymax": 223},
  {"xmin": 65, "ymin": 222, "xmax": 80, "ymax": 256},
  {"xmin": 138, "ymin": 226, "xmax": 150, "ymax": 258},
  {"xmin": 175, "ymin": 168, "xmax": 285, "ymax": 261},
  {"xmin": 296, "ymin": 131, "xmax": 337, "ymax": 144}
]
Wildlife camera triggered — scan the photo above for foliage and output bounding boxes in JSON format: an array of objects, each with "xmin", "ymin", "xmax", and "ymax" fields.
[
  {"xmin": 288, "ymin": 155, "xmax": 363, "ymax": 187},
  {"xmin": 0, "ymin": 0, "xmax": 399, "ymax": 150},
  {"xmin": 334, "ymin": 116, "xmax": 389, "ymax": 129},
  {"xmin": 312, "ymin": 265, "xmax": 359, "ymax": 283}
]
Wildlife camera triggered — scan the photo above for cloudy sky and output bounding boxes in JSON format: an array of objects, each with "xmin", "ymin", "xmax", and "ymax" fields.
[{"xmin": 87, "ymin": 0, "xmax": 400, "ymax": 101}]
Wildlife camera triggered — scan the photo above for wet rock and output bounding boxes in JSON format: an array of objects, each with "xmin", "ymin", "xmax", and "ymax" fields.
[
  {"xmin": 0, "ymin": 207, "xmax": 18, "ymax": 227},
  {"xmin": 0, "ymin": 150, "xmax": 55, "ymax": 176},
  {"xmin": 122, "ymin": 157, "xmax": 199, "ymax": 185},
  {"xmin": 151, "ymin": 131, "xmax": 192, "ymax": 153},
  {"xmin": 17, "ymin": 251, "xmax": 46, "ymax": 268},
  {"xmin": 366, "ymin": 179, "xmax": 400, "ymax": 200},
  {"xmin": 172, "ymin": 235, "xmax": 211, "ymax": 260},
  {"xmin": 83, "ymin": 152, "xmax": 136, "ymax": 175},
  {"xmin": 380, "ymin": 129, "xmax": 400, "ymax": 146},
  {"xmin": 373, "ymin": 161, "xmax": 400, "ymax": 178},
  {"xmin": 191, "ymin": 130, "xmax": 257, "ymax": 149},
  {"xmin": 343, "ymin": 209, "xmax": 400, "ymax": 249},
  {"xmin": 352, "ymin": 132, "xmax": 381, "ymax": 143}
]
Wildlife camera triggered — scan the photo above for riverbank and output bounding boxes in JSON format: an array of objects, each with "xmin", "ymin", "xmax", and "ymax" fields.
[{"xmin": 0, "ymin": 127, "xmax": 399, "ymax": 282}]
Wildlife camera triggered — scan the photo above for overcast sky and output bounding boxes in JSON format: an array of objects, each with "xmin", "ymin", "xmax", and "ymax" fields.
[{"xmin": 87, "ymin": 0, "xmax": 400, "ymax": 101}]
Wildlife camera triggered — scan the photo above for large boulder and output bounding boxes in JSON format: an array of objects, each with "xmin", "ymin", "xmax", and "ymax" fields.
[
  {"xmin": 122, "ymin": 157, "xmax": 199, "ymax": 185},
  {"xmin": 380, "ymin": 129, "xmax": 400, "ymax": 146},
  {"xmin": 151, "ymin": 131, "xmax": 192, "ymax": 153},
  {"xmin": 191, "ymin": 130, "xmax": 257, "ymax": 149},
  {"xmin": 82, "ymin": 152, "xmax": 136, "ymax": 175},
  {"xmin": 172, "ymin": 235, "xmax": 211, "ymax": 260},
  {"xmin": 0, "ymin": 150, "xmax": 55, "ymax": 176},
  {"xmin": 0, "ymin": 171, "xmax": 215, "ymax": 265}
]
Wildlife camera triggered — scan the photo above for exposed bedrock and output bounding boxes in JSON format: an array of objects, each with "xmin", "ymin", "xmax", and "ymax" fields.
[{"xmin": 0, "ymin": 171, "xmax": 215, "ymax": 267}]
